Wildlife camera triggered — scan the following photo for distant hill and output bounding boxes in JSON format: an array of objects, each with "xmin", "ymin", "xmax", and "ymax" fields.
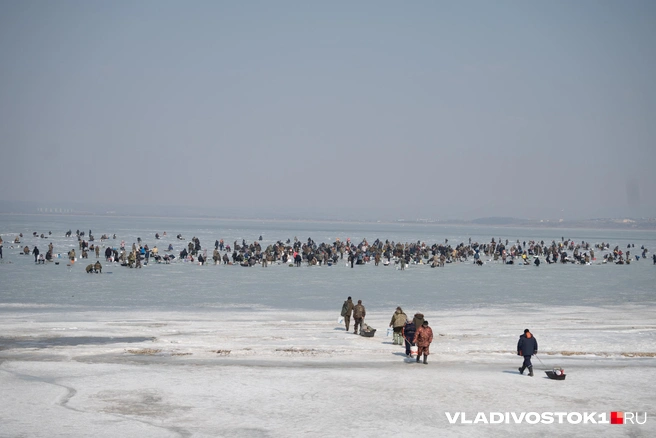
[
  {"xmin": 1, "ymin": 200, "xmax": 655, "ymax": 229},
  {"xmin": 471, "ymin": 217, "xmax": 526, "ymax": 225},
  {"xmin": 468, "ymin": 217, "xmax": 656, "ymax": 230}
]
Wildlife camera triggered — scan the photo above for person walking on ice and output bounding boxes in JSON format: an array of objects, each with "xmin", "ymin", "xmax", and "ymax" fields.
[
  {"xmin": 517, "ymin": 328, "xmax": 538, "ymax": 376},
  {"xmin": 352, "ymin": 300, "xmax": 366, "ymax": 334},
  {"xmin": 341, "ymin": 296, "xmax": 354, "ymax": 332},
  {"xmin": 402, "ymin": 318, "xmax": 416, "ymax": 356},
  {"xmin": 389, "ymin": 307, "xmax": 407, "ymax": 345},
  {"xmin": 413, "ymin": 320, "xmax": 433, "ymax": 364}
]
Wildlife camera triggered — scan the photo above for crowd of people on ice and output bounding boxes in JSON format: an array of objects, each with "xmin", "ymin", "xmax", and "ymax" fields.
[{"xmin": 1, "ymin": 229, "xmax": 654, "ymax": 270}]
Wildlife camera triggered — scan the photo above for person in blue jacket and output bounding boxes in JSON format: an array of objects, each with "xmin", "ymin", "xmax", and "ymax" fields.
[
  {"xmin": 402, "ymin": 319, "xmax": 416, "ymax": 356},
  {"xmin": 517, "ymin": 328, "xmax": 538, "ymax": 376}
]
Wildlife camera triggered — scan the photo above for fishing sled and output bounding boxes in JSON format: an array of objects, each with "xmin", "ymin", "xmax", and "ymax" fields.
[
  {"xmin": 545, "ymin": 368, "xmax": 566, "ymax": 380},
  {"xmin": 359, "ymin": 323, "xmax": 376, "ymax": 337}
]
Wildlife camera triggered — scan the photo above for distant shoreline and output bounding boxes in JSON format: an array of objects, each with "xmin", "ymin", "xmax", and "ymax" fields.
[{"xmin": 1, "ymin": 212, "xmax": 655, "ymax": 231}]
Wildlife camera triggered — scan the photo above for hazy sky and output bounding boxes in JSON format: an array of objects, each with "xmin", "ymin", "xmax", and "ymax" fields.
[{"xmin": 1, "ymin": 0, "xmax": 655, "ymax": 220}]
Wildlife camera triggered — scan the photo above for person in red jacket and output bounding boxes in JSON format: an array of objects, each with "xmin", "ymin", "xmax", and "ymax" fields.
[{"xmin": 413, "ymin": 320, "xmax": 434, "ymax": 364}]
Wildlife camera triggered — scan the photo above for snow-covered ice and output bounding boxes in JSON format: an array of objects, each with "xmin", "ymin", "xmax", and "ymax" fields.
[
  {"xmin": 1, "ymin": 216, "xmax": 655, "ymax": 436},
  {"xmin": 1, "ymin": 306, "xmax": 655, "ymax": 437}
]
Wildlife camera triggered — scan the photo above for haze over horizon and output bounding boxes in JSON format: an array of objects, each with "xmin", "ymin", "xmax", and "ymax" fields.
[{"xmin": 1, "ymin": 1, "xmax": 655, "ymax": 221}]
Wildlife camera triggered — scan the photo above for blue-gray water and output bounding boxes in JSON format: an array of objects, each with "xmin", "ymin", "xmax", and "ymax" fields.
[{"xmin": 1, "ymin": 215, "xmax": 654, "ymax": 312}]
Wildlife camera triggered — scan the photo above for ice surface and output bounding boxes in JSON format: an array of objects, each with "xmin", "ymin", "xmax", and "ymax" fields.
[
  {"xmin": 1, "ymin": 216, "xmax": 655, "ymax": 436},
  {"xmin": 1, "ymin": 307, "xmax": 655, "ymax": 437}
]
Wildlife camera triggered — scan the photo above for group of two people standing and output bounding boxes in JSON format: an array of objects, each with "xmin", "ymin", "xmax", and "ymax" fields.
[{"xmin": 340, "ymin": 296, "xmax": 366, "ymax": 334}]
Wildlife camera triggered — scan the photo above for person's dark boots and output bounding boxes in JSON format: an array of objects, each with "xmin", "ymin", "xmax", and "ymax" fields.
[
  {"xmin": 528, "ymin": 366, "xmax": 534, "ymax": 377},
  {"xmin": 423, "ymin": 355, "xmax": 428, "ymax": 364},
  {"xmin": 416, "ymin": 355, "xmax": 420, "ymax": 363},
  {"xmin": 519, "ymin": 366, "xmax": 525, "ymax": 375}
]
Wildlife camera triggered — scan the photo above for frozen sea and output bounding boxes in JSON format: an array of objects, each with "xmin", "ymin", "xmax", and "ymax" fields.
[{"xmin": 1, "ymin": 214, "xmax": 655, "ymax": 437}]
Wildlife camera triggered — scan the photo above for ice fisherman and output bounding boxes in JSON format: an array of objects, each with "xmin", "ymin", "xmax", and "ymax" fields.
[
  {"xmin": 352, "ymin": 300, "xmax": 366, "ymax": 334},
  {"xmin": 389, "ymin": 307, "xmax": 407, "ymax": 345},
  {"xmin": 517, "ymin": 328, "xmax": 538, "ymax": 376},
  {"xmin": 412, "ymin": 312, "xmax": 425, "ymax": 328},
  {"xmin": 413, "ymin": 320, "xmax": 433, "ymax": 364},
  {"xmin": 402, "ymin": 318, "xmax": 416, "ymax": 356},
  {"xmin": 341, "ymin": 296, "xmax": 354, "ymax": 332}
]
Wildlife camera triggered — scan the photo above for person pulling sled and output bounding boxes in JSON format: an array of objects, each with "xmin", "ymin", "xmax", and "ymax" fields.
[{"xmin": 517, "ymin": 328, "xmax": 538, "ymax": 376}]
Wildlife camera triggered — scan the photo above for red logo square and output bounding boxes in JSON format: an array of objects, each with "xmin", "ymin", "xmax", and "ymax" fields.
[{"xmin": 610, "ymin": 411, "xmax": 624, "ymax": 425}]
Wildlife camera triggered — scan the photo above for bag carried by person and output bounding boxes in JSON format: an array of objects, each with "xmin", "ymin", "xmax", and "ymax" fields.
[{"xmin": 341, "ymin": 301, "xmax": 349, "ymax": 317}]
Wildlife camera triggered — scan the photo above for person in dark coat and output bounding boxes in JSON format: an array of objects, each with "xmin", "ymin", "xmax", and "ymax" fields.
[
  {"xmin": 517, "ymin": 328, "xmax": 538, "ymax": 376},
  {"xmin": 402, "ymin": 319, "xmax": 416, "ymax": 356},
  {"xmin": 341, "ymin": 297, "xmax": 354, "ymax": 332},
  {"xmin": 33, "ymin": 246, "xmax": 40, "ymax": 263}
]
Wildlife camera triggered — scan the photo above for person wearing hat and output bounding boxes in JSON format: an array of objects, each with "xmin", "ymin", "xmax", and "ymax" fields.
[
  {"xmin": 352, "ymin": 300, "xmax": 366, "ymax": 334},
  {"xmin": 389, "ymin": 307, "xmax": 407, "ymax": 345},
  {"xmin": 340, "ymin": 296, "xmax": 354, "ymax": 332},
  {"xmin": 402, "ymin": 318, "xmax": 417, "ymax": 356},
  {"xmin": 413, "ymin": 320, "xmax": 434, "ymax": 364},
  {"xmin": 517, "ymin": 329, "xmax": 538, "ymax": 376},
  {"xmin": 412, "ymin": 312, "xmax": 425, "ymax": 328}
]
